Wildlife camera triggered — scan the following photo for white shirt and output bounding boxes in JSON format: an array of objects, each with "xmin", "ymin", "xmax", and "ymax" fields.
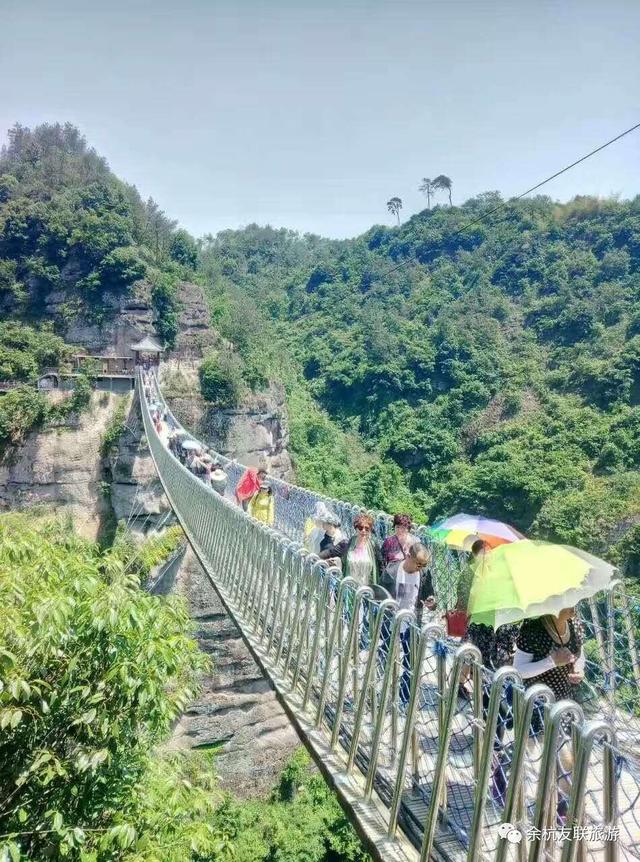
[{"xmin": 395, "ymin": 561, "xmax": 420, "ymax": 612}]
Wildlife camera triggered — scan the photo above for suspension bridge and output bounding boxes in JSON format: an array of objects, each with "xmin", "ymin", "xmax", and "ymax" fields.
[{"xmin": 138, "ymin": 369, "xmax": 640, "ymax": 862}]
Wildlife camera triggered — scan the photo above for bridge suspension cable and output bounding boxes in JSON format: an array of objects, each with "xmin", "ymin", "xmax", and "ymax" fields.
[
  {"xmin": 378, "ymin": 119, "xmax": 640, "ymax": 280},
  {"xmin": 139, "ymin": 370, "xmax": 640, "ymax": 862}
]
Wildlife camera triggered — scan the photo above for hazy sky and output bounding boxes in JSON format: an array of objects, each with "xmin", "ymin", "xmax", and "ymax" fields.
[{"xmin": 1, "ymin": 0, "xmax": 639, "ymax": 239}]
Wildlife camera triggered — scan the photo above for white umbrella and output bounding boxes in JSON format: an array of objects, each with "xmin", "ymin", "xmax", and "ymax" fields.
[{"xmin": 181, "ymin": 439, "xmax": 200, "ymax": 451}]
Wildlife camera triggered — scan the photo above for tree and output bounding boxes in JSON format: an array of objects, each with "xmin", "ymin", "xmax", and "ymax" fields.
[
  {"xmin": 199, "ymin": 350, "xmax": 244, "ymax": 406},
  {"xmin": 419, "ymin": 177, "xmax": 435, "ymax": 209},
  {"xmin": 151, "ymin": 273, "xmax": 180, "ymax": 348},
  {"xmin": 433, "ymin": 174, "xmax": 453, "ymax": 206},
  {"xmin": 386, "ymin": 196, "xmax": 402, "ymax": 224},
  {"xmin": 169, "ymin": 229, "xmax": 198, "ymax": 268},
  {"xmin": 0, "ymin": 513, "xmax": 208, "ymax": 861}
]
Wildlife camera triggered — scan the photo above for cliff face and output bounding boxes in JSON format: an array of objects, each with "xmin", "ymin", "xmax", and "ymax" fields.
[
  {"xmin": 107, "ymin": 397, "xmax": 171, "ymax": 533},
  {"xmin": 45, "ymin": 281, "xmax": 157, "ymax": 356},
  {"xmin": 0, "ymin": 281, "xmax": 300, "ymax": 794},
  {"xmin": 172, "ymin": 281, "xmax": 219, "ymax": 359},
  {"xmin": 160, "ymin": 282, "xmax": 294, "ymax": 479},
  {"xmin": 0, "ymin": 391, "xmax": 125, "ymax": 540},
  {"xmin": 168, "ymin": 549, "xmax": 300, "ymax": 797},
  {"xmin": 163, "ymin": 366, "xmax": 294, "ymax": 479}
]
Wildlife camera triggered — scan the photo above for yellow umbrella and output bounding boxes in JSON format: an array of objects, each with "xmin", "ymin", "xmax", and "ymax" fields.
[{"xmin": 468, "ymin": 540, "xmax": 616, "ymax": 627}]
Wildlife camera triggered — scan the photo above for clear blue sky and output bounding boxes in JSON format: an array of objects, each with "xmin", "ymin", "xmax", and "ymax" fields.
[{"xmin": 1, "ymin": 0, "xmax": 639, "ymax": 239}]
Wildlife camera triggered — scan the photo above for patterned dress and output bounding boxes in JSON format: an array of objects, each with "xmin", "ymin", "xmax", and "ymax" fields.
[
  {"xmin": 467, "ymin": 623, "xmax": 520, "ymax": 671},
  {"xmin": 516, "ymin": 617, "xmax": 585, "ymax": 700}
]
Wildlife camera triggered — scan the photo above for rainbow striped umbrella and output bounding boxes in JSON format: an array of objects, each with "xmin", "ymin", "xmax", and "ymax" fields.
[{"xmin": 431, "ymin": 513, "xmax": 525, "ymax": 550}]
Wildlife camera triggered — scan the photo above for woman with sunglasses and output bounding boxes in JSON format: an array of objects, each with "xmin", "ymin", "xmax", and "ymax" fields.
[{"xmin": 319, "ymin": 512, "xmax": 382, "ymax": 585}]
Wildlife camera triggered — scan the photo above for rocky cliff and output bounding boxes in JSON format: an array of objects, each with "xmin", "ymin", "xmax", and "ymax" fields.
[
  {"xmin": 0, "ymin": 391, "xmax": 126, "ymax": 539},
  {"xmin": 1, "ymin": 279, "xmax": 300, "ymax": 793},
  {"xmin": 46, "ymin": 281, "xmax": 157, "ymax": 356},
  {"xmin": 168, "ymin": 549, "xmax": 300, "ymax": 797},
  {"xmin": 160, "ymin": 362, "xmax": 294, "ymax": 480}
]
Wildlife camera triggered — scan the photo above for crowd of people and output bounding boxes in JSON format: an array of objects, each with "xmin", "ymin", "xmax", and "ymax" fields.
[{"xmin": 146, "ymin": 378, "xmax": 585, "ymax": 816}]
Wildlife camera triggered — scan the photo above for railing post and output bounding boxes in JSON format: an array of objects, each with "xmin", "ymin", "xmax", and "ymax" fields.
[
  {"xmin": 292, "ymin": 561, "xmax": 325, "ymax": 690},
  {"xmin": 388, "ymin": 623, "xmax": 444, "ymax": 837},
  {"xmin": 419, "ymin": 643, "xmax": 481, "ymax": 862},
  {"xmin": 283, "ymin": 554, "xmax": 318, "ymax": 678},
  {"xmin": 495, "ymin": 684, "xmax": 555, "ymax": 862},
  {"xmin": 466, "ymin": 667, "xmax": 522, "ymax": 861},
  {"xmin": 364, "ymin": 609, "xmax": 416, "ymax": 800},
  {"xmin": 267, "ymin": 541, "xmax": 300, "ymax": 654},
  {"xmin": 559, "ymin": 721, "xmax": 618, "ymax": 862},
  {"xmin": 346, "ymin": 597, "xmax": 398, "ymax": 771},
  {"xmin": 330, "ymin": 585, "xmax": 374, "ymax": 749},
  {"xmin": 527, "ymin": 701, "xmax": 584, "ymax": 862},
  {"xmin": 315, "ymin": 577, "xmax": 359, "ymax": 729},
  {"xmin": 302, "ymin": 569, "xmax": 335, "ymax": 711},
  {"xmin": 605, "ymin": 586, "xmax": 618, "ymax": 718}
]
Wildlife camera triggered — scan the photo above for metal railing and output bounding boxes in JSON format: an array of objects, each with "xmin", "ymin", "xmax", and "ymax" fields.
[
  {"xmin": 139, "ymin": 372, "xmax": 638, "ymax": 861},
  {"xmin": 147, "ymin": 370, "xmax": 640, "ymax": 736}
]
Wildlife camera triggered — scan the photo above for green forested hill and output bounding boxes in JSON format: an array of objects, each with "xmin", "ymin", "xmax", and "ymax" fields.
[
  {"xmin": 0, "ymin": 122, "xmax": 199, "ymax": 448},
  {"xmin": 3, "ymin": 122, "xmax": 640, "ymax": 568},
  {"xmin": 198, "ymin": 196, "xmax": 640, "ymax": 570},
  {"xmin": 0, "ymin": 122, "xmax": 198, "ymax": 346}
]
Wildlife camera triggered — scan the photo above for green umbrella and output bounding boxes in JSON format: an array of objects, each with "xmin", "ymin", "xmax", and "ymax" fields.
[{"xmin": 467, "ymin": 540, "xmax": 616, "ymax": 627}]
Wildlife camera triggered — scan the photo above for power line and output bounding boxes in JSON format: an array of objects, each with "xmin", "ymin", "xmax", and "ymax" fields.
[{"xmin": 381, "ymin": 120, "xmax": 640, "ymax": 278}]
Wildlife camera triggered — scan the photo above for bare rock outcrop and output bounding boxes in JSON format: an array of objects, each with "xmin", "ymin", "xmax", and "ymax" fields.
[
  {"xmin": 173, "ymin": 282, "xmax": 219, "ymax": 359},
  {"xmin": 168, "ymin": 548, "xmax": 300, "ymax": 797},
  {"xmin": 108, "ymin": 396, "xmax": 171, "ymax": 531},
  {"xmin": 160, "ymin": 362, "xmax": 294, "ymax": 480},
  {"xmin": 45, "ymin": 282, "xmax": 157, "ymax": 356},
  {"xmin": 0, "ymin": 392, "xmax": 123, "ymax": 539}
]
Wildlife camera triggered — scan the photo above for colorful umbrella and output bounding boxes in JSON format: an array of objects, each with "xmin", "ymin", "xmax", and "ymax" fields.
[
  {"xmin": 467, "ymin": 540, "xmax": 616, "ymax": 627},
  {"xmin": 431, "ymin": 513, "xmax": 525, "ymax": 550}
]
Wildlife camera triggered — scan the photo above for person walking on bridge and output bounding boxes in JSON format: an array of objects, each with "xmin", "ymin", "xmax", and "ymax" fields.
[
  {"xmin": 209, "ymin": 462, "xmax": 228, "ymax": 496},
  {"xmin": 305, "ymin": 502, "xmax": 331, "ymax": 554},
  {"xmin": 319, "ymin": 512, "xmax": 344, "ymax": 553},
  {"xmin": 396, "ymin": 542, "xmax": 433, "ymax": 704},
  {"xmin": 381, "ymin": 513, "xmax": 418, "ymax": 597},
  {"xmin": 235, "ymin": 467, "xmax": 267, "ymax": 511},
  {"xmin": 513, "ymin": 607, "xmax": 585, "ymax": 822},
  {"xmin": 305, "ymin": 503, "xmax": 345, "ymax": 555},
  {"xmin": 319, "ymin": 512, "xmax": 382, "ymax": 585},
  {"xmin": 248, "ymin": 481, "xmax": 275, "ymax": 525}
]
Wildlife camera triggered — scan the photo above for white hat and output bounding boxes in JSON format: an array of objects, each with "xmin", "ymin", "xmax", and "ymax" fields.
[{"xmin": 313, "ymin": 501, "xmax": 331, "ymax": 522}]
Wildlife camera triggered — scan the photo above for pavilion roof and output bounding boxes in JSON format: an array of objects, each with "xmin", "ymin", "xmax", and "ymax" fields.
[{"xmin": 130, "ymin": 335, "xmax": 163, "ymax": 352}]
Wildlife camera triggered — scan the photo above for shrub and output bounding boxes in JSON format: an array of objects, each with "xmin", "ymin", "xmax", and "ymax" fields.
[
  {"xmin": 0, "ymin": 386, "xmax": 48, "ymax": 449},
  {"xmin": 151, "ymin": 273, "xmax": 180, "ymax": 349},
  {"xmin": 169, "ymin": 229, "xmax": 198, "ymax": 268},
  {"xmin": 199, "ymin": 351, "xmax": 244, "ymax": 407},
  {"xmin": 0, "ymin": 513, "xmax": 208, "ymax": 861},
  {"xmin": 100, "ymin": 395, "xmax": 128, "ymax": 456}
]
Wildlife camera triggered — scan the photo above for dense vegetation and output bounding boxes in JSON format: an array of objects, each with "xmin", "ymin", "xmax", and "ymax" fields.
[
  {"xmin": 198, "ymin": 196, "xmax": 640, "ymax": 569},
  {"xmin": 0, "ymin": 514, "xmax": 370, "ymax": 862},
  {"xmin": 0, "ymin": 123, "xmax": 205, "ymax": 448},
  {"xmin": 0, "ymin": 513, "xmax": 206, "ymax": 860},
  {"xmin": 0, "ymin": 123, "xmax": 198, "ymax": 346},
  {"xmin": 4, "ymin": 122, "xmax": 640, "ymax": 568},
  {"xmin": 0, "ymin": 320, "xmax": 100, "ymax": 451}
]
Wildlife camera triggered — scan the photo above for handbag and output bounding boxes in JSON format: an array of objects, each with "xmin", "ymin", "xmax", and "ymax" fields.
[{"xmin": 445, "ymin": 610, "xmax": 469, "ymax": 638}]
